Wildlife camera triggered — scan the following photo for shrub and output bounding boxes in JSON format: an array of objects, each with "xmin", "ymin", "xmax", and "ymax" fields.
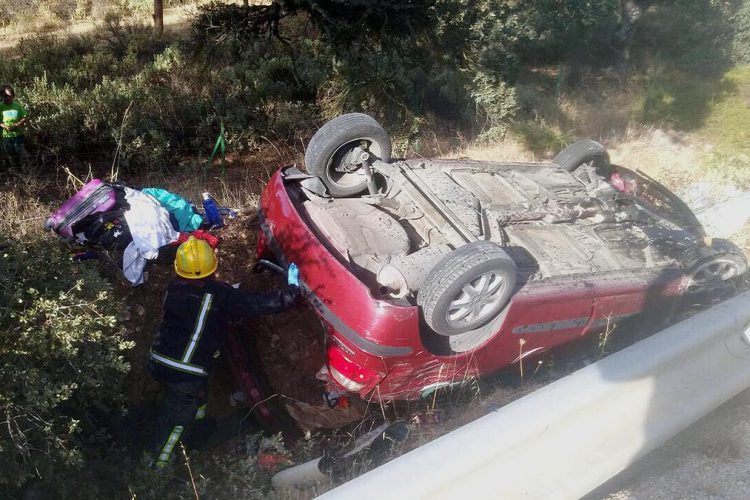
[
  {"xmin": 472, "ymin": 73, "xmax": 518, "ymax": 140},
  {"xmin": 732, "ymin": 1, "xmax": 750, "ymax": 64},
  {"xmin": 629, "ymin": 1, "xmax": 735, "ymax": 78},
  {"xmin": 3, "ymin": 1, "xmax": 631, "ymax": 173},
  {"xmin": 510, "ymin": 121, "xmax": 573, "ymax": 156},
  {"xmin": 0, "ymin": 236, "xmax": 132, "ymax": 494},
  {"xmin": 8, "ymin": 0, "xmax": 741, "ymax": 175}
]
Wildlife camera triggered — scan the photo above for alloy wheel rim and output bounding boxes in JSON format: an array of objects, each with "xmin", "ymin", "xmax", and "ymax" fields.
[
  {"xmin": 686, "ymin": 259, "xmax": 740, "ymax": 293},
  {"xmin": 446, "ymin": 272, "xmax": 507, "ymax": 328}
]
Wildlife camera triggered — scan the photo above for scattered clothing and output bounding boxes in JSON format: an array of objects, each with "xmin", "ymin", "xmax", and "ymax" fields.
[
  {"xmin": 122, "ymin": 187, "xmax": 179, "ymax": 286},
  {"xmin": 142, "ymin": 187, "xmax": 204, "ymax": 232},
  {"xmin": 71, "ymin": 208, "xmax": 132, "ymax": 250},
  {"xmin": 46, "ymin": 180, "xmax": 222, "ymax": 286}
]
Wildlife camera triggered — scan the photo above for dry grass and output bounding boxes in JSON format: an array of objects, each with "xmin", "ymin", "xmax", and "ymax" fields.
[
  {"xmin": 0, "ymin": 178, "xmax": 55, "ymax": 240},
  {"xmin": 457, "ymin": 122, "xmax": 705, "ymax": 188},
  {"xmin": 142, "ymin": 166, "xmax": 265, "ymax": 214},
  {"xmin": 456, "ymin": 135, "xmax": 537, "ymax": 163},
  {"xmin": 607, "ymin": 125, "xmax": 705, "ymax": 188},
  {"xmin": 0, "ymin": 0, "xmax": 227, "ymax": 52}
]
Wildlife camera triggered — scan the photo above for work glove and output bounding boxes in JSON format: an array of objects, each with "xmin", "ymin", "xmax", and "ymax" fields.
[{"xmin": 287, "ymin": 262, "xmax": 300, "ymax": 287}]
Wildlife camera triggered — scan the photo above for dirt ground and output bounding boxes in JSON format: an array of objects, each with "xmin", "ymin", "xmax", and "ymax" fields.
[
  {"xmin": 0, "ymin": 4, "xmax": 196, "ymax": 57},
  {"xmin": 216, "ymin": 213, "xmax": 326, "ymax": 405}
]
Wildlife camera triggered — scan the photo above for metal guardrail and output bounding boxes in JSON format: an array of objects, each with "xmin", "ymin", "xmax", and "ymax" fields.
[{"xmin": 319, "ymin": 291, "xmax": 750, "ymax": 499}]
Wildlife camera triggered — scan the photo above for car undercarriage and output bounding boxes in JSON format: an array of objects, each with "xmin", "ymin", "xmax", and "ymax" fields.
[
  {"xmin": 256, "ymin": 113, "xmax": 748, "ymax": 398},
  {"xmin": 299, "ymin": 158, "xmax": 697, "ymax": 301}
]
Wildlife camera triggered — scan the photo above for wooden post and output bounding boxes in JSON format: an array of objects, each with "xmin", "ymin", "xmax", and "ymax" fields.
[{"xmin": 154, "ymin": 0, "xmax": 164, "ymax": 35}]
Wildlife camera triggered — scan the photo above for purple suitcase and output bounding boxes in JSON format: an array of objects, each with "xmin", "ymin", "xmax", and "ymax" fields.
[{"xmin": 45, "ymin": 179, "xmax": 117, "ymax": 239}]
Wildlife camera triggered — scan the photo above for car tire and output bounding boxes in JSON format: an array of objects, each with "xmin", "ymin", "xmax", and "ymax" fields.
[
  {"xmin": 553, "ymin": 139, "xmax": 611, "ymax": 173},
  {"xmin": 418, "ymin": 241, "xmax": 517, "ymax": 337},
  {"xmin": 682, "ymin": 238, "xmax": 747, "ymax": 294},
  {"xmin": 305, "ymin": 113, "xmax": 392, "ymax": 197}
]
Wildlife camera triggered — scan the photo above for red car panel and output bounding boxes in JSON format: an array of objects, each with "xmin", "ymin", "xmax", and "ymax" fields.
[{"xmin": 256, "ymin": 168, "xmax": 687, "ymax": 400}]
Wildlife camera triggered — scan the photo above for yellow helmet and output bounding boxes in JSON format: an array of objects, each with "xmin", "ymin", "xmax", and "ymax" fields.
[{"xmin": 174, "ymin": 236, "xmax": 218, "ymax": 279}]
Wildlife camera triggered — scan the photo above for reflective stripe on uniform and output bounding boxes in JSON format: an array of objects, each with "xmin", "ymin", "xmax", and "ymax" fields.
[
  {"xmin": 182, "ymin": 293, "xmax": 213, "ymax": 363},
  {"xmin": 157, "ymin": 425, "xmax": 185, "ymax": 465},
  {"xmin": 149, "ymin": 351, "xmax": 208, "ymax": 376},
  {"xmin": 195, "ymin": 404, "xmax": 207, "ymax": 420}
]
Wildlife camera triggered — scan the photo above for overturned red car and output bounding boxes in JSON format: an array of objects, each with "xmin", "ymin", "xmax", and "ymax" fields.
[{"xmin": 255, "ymin": 113, "xmax": 747, "ymax": 400}]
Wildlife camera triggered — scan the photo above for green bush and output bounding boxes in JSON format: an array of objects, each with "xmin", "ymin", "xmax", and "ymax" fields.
[
  {"xmin": 472, "ymin": 73, "xmax": 517, "ymax": 140},
  {"xmin": 2, "ymin": 1, "xmax": 629, "ymax": 173},
  {"xmin": 630, "ymin": 1, "xmax": 735, "ymax": 78},
  {"xmin": 510, "ymin": 121, "xmax": 573, "ymax": 155},
  {"xmin": 4, "ymin": 0, "xmax": 741, "ymax": 174},
  {"xmin": 2, "ymin": 16, "xmax": 328, "ymax": 172},
  {"xmin": 732, "ymin": 1, "xmax": 750, "ymax": 64},
  {"xmin": 0, "ymin": 237, "xmax": 132, "ymax": 493}
]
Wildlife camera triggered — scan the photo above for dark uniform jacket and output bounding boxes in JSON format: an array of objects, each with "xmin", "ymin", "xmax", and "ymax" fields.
[{"xmin": 148, "ymin": 277, "xmax": 298, "ymax": 383}]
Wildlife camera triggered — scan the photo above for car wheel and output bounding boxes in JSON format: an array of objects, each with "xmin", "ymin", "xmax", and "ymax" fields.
[
  {"xmin": 552, "ymin": 139, "xmax": 611, "ymax": 173},
  {"xmin": 682, "ymin": 239, "xmax": 747, "ymax": 294},
  {"xmin": 305, "ymin": 113, "xmax": 392, "ymax": 197},
  {"xmin": 418, "ymin": 241, "xmax": 517, "ymax": 337}
]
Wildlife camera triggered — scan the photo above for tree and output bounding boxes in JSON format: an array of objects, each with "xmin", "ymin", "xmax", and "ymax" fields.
[
  {"xmin": 154, "ymin": 0, "xmax": 164, "ymax": 35},
  {"xmin": 613, "ymin": 0, "xmax": 656, "ymax": 47}
]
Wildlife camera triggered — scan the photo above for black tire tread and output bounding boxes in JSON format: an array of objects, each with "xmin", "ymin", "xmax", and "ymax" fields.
[
  {"xmin": 553, "ymin": 139, "xmax": 610, "ymax": 172},
  {"xmin": 418, "ymin": 241, "xmax": 517, "ymax": 336},
  {"xmin": 305, "ymin": 113, "xmax": 391, "ymax": 197},
  {"xmin": 682, "ymin": 238, "xmax": 747, "ymax": 273}
]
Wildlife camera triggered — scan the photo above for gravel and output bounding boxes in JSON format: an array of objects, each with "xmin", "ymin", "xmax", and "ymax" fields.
[{"xmin": 590, "ymin": 388, "xmax": 750, "ymax": 500}]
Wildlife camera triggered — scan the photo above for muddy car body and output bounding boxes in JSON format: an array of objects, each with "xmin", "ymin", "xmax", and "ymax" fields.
[{"xmin": 256, "ymin": 114, "xmax": 747, "ymax": 400}]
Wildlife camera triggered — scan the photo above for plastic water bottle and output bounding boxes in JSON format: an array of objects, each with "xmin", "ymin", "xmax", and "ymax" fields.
[{"xmin": 202, "ymin": 192, "xmax": 224, "ymax": 228}]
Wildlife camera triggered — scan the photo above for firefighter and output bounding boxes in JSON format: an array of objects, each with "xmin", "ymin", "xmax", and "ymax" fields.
[{"xmin": 145, "ymin": 236, "xmax": 300, "ymax": 467}]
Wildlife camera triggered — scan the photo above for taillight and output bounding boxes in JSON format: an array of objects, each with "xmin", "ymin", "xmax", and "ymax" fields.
[{"xmin": 327, "ymin": 345, "xmax": 383, "ymax": 393}]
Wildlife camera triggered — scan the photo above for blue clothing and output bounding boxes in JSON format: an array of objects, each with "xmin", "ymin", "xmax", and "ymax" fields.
[{"xmin": 142, "ymin": 188, "xmax": 203, "ymax": 232}]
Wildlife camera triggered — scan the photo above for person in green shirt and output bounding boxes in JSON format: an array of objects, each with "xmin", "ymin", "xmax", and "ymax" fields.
[{"xmin": 0, "ymin": 85, "xmax": 29, "ymax": 168}]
